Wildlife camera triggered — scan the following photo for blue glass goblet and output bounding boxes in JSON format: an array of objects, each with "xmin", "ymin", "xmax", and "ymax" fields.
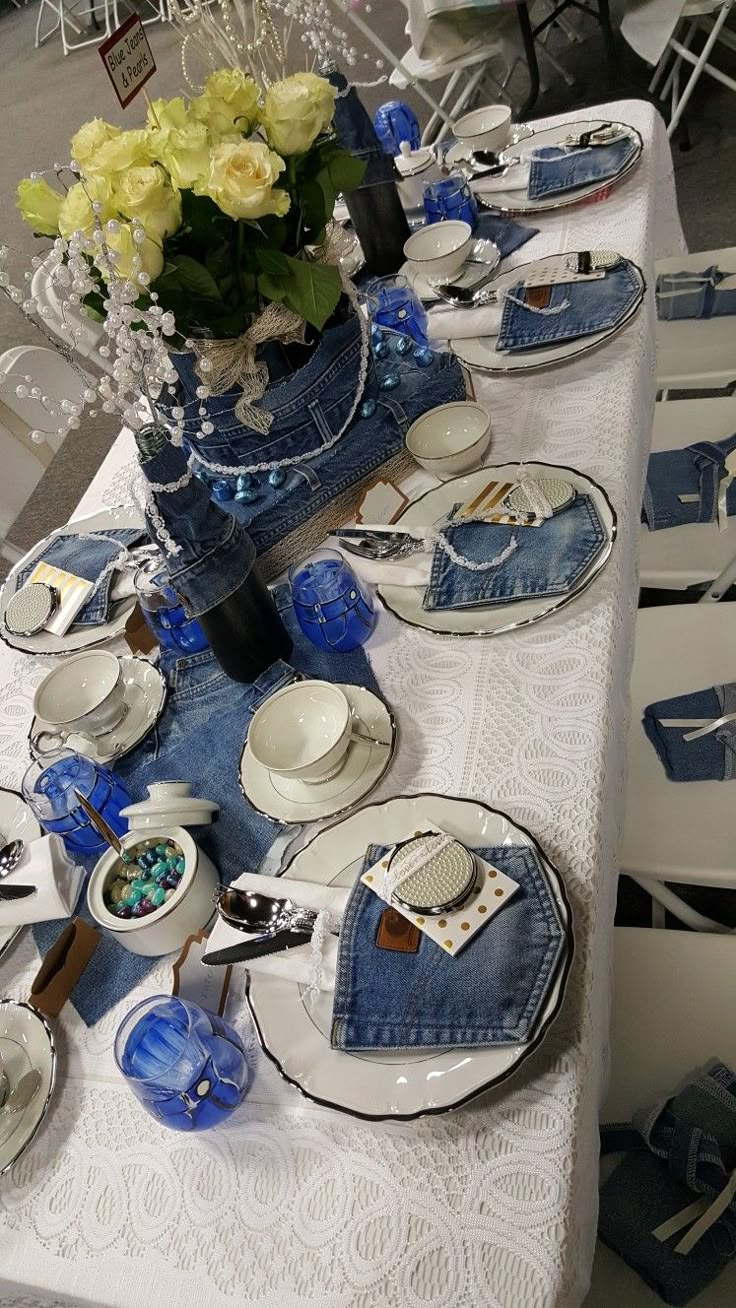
[
  {"xmin": 423, "ymin": 175, "xmax": 479, "ymax": 230},
  {"xmin": 22, "ymin": 751, "xmax": 131, "ymax": 857},
  {"xmin": 115, "ymin": 995, "xmax": 251, "ymax": 1133},
  {"xmin": 373, "ymin": 100, "xmax": 421, "ymax": 154},
  {"xmin": 289, "ymin": 548, "xmax": 376, "ymax": 653},
  {"xmin": 135, "ymin": 557, "xmax": 209, "ymax": 655}
]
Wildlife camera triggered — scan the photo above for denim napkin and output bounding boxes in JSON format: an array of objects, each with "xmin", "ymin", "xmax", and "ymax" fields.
[
  {"xmin": 497, "ymin": 258, "xmax": 642, "ymax": 353},
  {"xmin": 33, "ymin": 587, "xmax": 380, "ymax": 1025},
  {"xmin": 16, "ymin": 527, "xmax": 144, "ymax": 627},
  {"xmin": 599, "ymin": 1062, "xmax": 736, "ymax": 1305},
  {"xmin": 642, "ymin": 435, "xmax": 736, "ymax": 531},
  {"xmin": 475, "ymin": 211, "xmax": 538, "ymax": 259},
  {"xmin": 331, "ymin": 843, "xmax": 566, "ymax": 1051},
  {"xmin": 527, "ymin": 136, "xmax": 638, "ymax": 200},
  {"xmin": 656, "ymin": 267, "xmax": 736, "ymax": 321},
  {"xmin": 643, "ymin": 683, "xmax": 736, "ymax": 782},
  {"xmin": 423, "ymin": 496, "xmax": 605, "ymax": 612}
]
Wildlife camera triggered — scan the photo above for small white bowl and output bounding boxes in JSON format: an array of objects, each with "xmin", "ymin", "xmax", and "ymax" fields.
[
  {"xmin": 405, "ymin": 402, "xmax": 492, "ymax": 479},
  {"xmin": 453, "ymin": 104, "xmax": 512, "ymax": 153},
  {"xmin": 247, "ymin": 680, "xmax": 352, "ymax": 784},
  {"xmin": 403, "ymin": 221, "xmax": 473, "ymax": 279},
  {"xmin": 87, "ymin": 827, "xmax": 218, "ymax": 957}
]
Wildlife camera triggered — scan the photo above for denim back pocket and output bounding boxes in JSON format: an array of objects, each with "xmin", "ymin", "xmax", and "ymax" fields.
[
  {"xmin": 423, "ymin": 495, "xmax": 606, "ymax": 612},
  {"xmin": 655, "ymin": 267, "xmax": 718, "ymax": 321},
  {"xmin": 498, "ymin": 260, "xmax": 641, "ymax": 353},
  {"xmin": 331, "ymin": 843, "xmax": 566, "ymax": 1051},
  {"xmin": 16, "ymin": 527, "xmax": 143, "ymax": 627},
  {"xmin": 527, "ymin": 136, "xmax": 638, "ymax": 200}
]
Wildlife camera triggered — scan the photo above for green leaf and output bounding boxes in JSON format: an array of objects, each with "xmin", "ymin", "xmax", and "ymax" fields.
[
  {"xmin": 255, "ymin": 248, "xmax": 340, "ymax": 329},
  {"xmin": 160, "ymin": 255, "xmax": 223, "ymax": 301}
]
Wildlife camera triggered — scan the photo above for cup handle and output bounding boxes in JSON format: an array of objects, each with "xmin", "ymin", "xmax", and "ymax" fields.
[{"xmin": 31, "ymin": 729, "xmax": 98, "ymax": 759}]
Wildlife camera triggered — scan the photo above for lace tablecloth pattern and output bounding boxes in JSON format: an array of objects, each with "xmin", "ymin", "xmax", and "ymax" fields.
[{"xmin": 0, "ymin": 100, "xmax": 684, "ymax": 1308}]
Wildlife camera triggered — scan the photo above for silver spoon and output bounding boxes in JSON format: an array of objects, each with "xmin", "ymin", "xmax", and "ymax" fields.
[
  {"xmin": 0, "ymin": 840, "xmax": 24, "ymax": 879},
  {"xmin": 217, "ymin": 888, "xmax": 319, "ymax": 938},
  {"xmin": 338, "ymin": 535, "xmax": 426, "ymax": 562},
  {"xmin": 431, "ymin": 267, "xmax": 502, "ymax": 307},
  {"xmin": 0, "ymin": 1068, "xmax": 42, "ymax": 1141}
]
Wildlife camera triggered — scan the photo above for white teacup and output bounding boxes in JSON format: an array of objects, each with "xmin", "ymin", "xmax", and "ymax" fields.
[
  {"xmin": 453, "ymin": 104, "xmax": 513, "ymax": 154},
  {"xmin": 248, "ymin": 680, "xmax": 352, "ymax": 785},
  {"xmin": 32, "ymin": 650, "xmax": 127, "ymax": 757}
]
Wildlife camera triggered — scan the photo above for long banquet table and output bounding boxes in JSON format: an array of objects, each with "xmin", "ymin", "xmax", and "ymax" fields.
[{"xmin": 0, "ymin": 99, "xmax": 685, "ymax": 1308}]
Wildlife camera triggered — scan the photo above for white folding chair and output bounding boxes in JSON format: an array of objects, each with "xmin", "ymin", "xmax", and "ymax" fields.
[
  {"xmin": 623, "ymin": 603, "xmax": 736, "ymax": 895},
  {"xmin": 656, "ymin": 247, "xmax": 736, "ymax": 392},
  {"xmin": 584, "ymin": 927, "xmax": 736, "ymax": 1305},
  {"xmin": 0, "ymin": 346, "xmax": 89, "ymax": 454},
  {"xmin": 640, "ymin": 397, "xmax": 736, "ymax": 591},
  {"xmin": 30, "ymin": 260, "xmax": 111, "ymax": 376},
  {"xmin": 648, "ymin": 0, "xmax": 736, "ymax": 139}
]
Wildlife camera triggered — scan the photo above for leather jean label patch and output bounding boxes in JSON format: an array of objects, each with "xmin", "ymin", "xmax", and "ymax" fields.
[
  {"xmin": 524, "ymin": 284, "xmax": 552, "ymax": 310},
  {"xmin": 375, "ymin": 908, "xmax": 420, "ymax": 952}
]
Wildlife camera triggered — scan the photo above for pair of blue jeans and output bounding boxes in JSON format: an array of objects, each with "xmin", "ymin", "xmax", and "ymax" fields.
[
  {"xmin": 16, "ymin": 526, "xmax": 144, "ymax": 627},
  {"xmin": 331, "ymin": 843, "xmax": 566, "ymax": 1051},
  {"xmin": 642, "ymin": 435, "xmax": 736, "ymax": 531},
  {"xmin": 527, "ymin": 135, "xmax": 639, "ymax": 200},
  {"xmin": 643, "ymin": 683, "xmax": 736, "ymax": 781},
  {"xmin": 599, "ymin": 1063, "xmax": 736, "ymax": 1305},
  {"xmin": 656, "ymin": 267, "xmax": 736, "ymax": 320},
  {"xmin": 32, "ymin": 588, "xmax": 380, "ymax": 1025},
  {"xmin": 423, "ymin": 495, "xmax": 606, "ymax": 612},
  {"xmin": 497, "ymin": 258, "xmax": 642, "ymax": 353},
  {"xmin": 168, "ymin": 314, "xmax": 465, "ymax": 573}
]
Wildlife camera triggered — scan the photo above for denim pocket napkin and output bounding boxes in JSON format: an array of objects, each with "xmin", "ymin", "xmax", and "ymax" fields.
[
  {"xmin": 643, "ymin": 683, "xmax": 736, "ymax": 781},
  {"xmin": 16, "ymin": 526, "xmax": 144, "ymax": 627},
  {"xmin": 497, "ymin": 259, "xmax": 642, "ymax": 353},
  {"xmin": 527, "ymin": 136, "xmax": 638, "ymax": 200},
  {"xmin": 331, "ymin": 842, "xmax": 566, "ymax": 1051}
]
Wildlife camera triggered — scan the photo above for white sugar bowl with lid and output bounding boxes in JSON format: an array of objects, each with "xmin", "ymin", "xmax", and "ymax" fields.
[
  {"xmin": 395, "ymin": 142, "xmax": 440, "ymax": 209},
  {"xmin": 87, "ymin": 826, "xmax": 218, "ymax": 956}
]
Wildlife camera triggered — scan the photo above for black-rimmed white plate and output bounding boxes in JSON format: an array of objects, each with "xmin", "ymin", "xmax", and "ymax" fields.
[
  {"xmin": 470, "ymin": 118, "xmax": 642, "ymax": 214},
  {"xmin": 449, "ymin": 253, "xmax": 645, "ymax": 374},
  {"xmin": 246, "ymin": 793, "xmax": 573, "ymax": 1120},
  {"xmin": 0, "ymin": 789, "xmax": 42, "ymax": 963},
  {"xmin": 0, "ymin": 1000, "xmax": 56, "ymax": 1175},
  {"xmin": 377, "ymin": 462, "xmax": 615, "ymax": 638},
  {"xmin": 0, "ymin": 505, "xmax": 144, "ymax": 655}
]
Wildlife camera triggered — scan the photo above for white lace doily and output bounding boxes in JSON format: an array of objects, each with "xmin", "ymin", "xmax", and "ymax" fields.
[{"xmin": 0, "ymin": 99, "xmax": 685, "ymax": 1308}]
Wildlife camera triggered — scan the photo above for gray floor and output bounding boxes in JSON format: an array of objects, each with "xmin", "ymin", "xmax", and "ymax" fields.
[{"xmin": 1, "ymin": 0, "xmax": 736, "ymax": 573}]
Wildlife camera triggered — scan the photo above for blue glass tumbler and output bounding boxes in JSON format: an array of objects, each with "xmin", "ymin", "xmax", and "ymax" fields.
[
  {"xmin": 115, "ymin": 995, "xmax": 250, "ymax": 1132},
  {"xmin": 289, "ymin": 548, "xmax": 376, "ymax": 653},
  {"xmin": 423, "ymin": 175, "xmax": 479, "ymax": 230},
  {"xmin": 134, "ymin": 557, "xmax": 209, "ymax": 655},
  {"xmin": 365, "ymin": 275, "xmax": 429, "ymax": 347},
  {"xmin": 22, "ymin": 751, "xmax": 131, "ymax": 856}
]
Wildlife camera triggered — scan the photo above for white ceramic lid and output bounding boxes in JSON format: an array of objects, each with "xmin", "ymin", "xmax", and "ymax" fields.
[
  {"xmin": 121, "ymin": 781, "xmax": 219, "ymax": 830},
  {"xmin": 395, "ymin": 146, "xmax": 434, "ymax": 178}
]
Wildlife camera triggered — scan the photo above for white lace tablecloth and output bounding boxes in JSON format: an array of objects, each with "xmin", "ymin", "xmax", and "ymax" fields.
[{"xmin": 0, "ymin": 100, "xmax": 684, "ymax": 1308}]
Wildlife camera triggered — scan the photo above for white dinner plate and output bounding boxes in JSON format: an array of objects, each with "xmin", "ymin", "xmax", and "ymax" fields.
[
  {"xmin": 471, "ymin": 119, "xmax": 643, "ymax": 214},
  {"xmin": 0, "ymin": 789, "xmax": 42, "ymax": 963},
  {"xmin": 29, "ymin": 656, "xmax": 167, "ymax": 765},
  {"xmin": 449, "ymin": 253, "xmax": 645, "ymax": 374},
  {"xmin": 0, "ymin": 505, "xmax": 144, "ymax": 655},
  {"xmin": 377, "ymin": 462, "xmax": 616, "ymax": 637},
  {"xmin": 239, "ymin": 684, "xmax": 396, "ymax": 824},
  {"xmin": 246, "ymin": 793, "xmax": 574, "ymax": 1120},
  {"xmin": 0, "ymin": 1000, "xmax": 56, "ymax": 1175}
]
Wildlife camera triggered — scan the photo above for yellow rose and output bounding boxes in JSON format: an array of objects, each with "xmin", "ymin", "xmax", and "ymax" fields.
[
  {"xmin": 70, "ymin": 119, "xmax": 120, "ymax": 170},
  {"xmin": 206, "ymin": 140, "xmax": 289, "ymax": 220},
  {"xmin": 146, "ymin": 96, "xmax": 189, "ymax": 135},
  {"xmin": 261, "ymin": 73, "xmax": 336, "ymax": 156},
  {"xmin": 58, "ymin": 177, "xmax": 115, "ymax": 240},
  {"xmin": 114, "ymin": 166, "xmax": 181, "ymax": 241},
  {"xmin": 16, "ymin": 178, "xmax": 62, "ymax": 236},
  {"xmin": 103, "ymin": 222, "xmax": 164, "ymax": 283},
  {"xmin": 159, "ymin": 121, "xmax": 211, "ymax": 190},
  {"xmin": 88, "ymin": 129, "xmax": 152, "ymax": 177},
  {"xmin": 191, "ymin": 68, "xmax": 259, "ymax": 139}
]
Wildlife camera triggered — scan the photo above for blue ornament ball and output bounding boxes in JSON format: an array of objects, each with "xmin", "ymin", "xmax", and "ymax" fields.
[
  {"xmin": 414, "ymin": 347, "xmax": 435, "ymax": 368},
  {"xmin": 360, "ymin": 397, "xmax": 377, "ymax": 419},
  {"xmin": 268, "ymin": 467, "xmax": 286, "ymax": 488},
  {"xmin": 379, "ymin": 373, "xmax": 400, "ymax": 392},
  {"xmin": 395, "ymin": 335, "xmax": 414, "ymax": 356},
  {"xmin": 211, "ymin": 479, "xmax": 234, "ymax": 502},
  {"xmin": 235, "ymin": 486, "xmax": 259, "ymax": 504}
]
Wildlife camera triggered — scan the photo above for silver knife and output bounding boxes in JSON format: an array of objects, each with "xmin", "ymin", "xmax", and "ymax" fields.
[{"xmin": 0, "ymin": 885, "xmax": 36, "ymax": 901}]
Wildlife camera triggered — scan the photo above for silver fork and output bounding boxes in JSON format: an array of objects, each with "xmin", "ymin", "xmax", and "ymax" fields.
[{"xmin": 337, "ymin": 535, "xmax": 427, "ymax": 562}]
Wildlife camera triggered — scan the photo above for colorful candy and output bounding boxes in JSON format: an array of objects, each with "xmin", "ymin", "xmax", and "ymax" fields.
[{"xmin": 106, "ymin": 838, "xmax": 185, "ymax": 920}]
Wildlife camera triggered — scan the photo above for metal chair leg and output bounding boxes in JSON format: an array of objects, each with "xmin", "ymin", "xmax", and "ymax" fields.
[
  {"xmin": 667, "ymin": 1, "xmax": 734, "ymax": 137},
  {"xmin": 516, "ymin": 1, "xmax": 541, "ymax": 118}
]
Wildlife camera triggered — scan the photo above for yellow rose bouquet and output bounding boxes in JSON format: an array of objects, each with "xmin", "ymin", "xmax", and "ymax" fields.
[{"xmin": 15, "ymin": 68, "xmax": 364, "ymax": 341}]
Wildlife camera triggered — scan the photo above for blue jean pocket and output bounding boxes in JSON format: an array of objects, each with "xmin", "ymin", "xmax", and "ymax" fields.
[
  {"xmin": 642, "ymin": 435, "xmax": 736, "ymax": 531},
  {"xmin": 331, "ymin": 843, "xmax": 566, "ymax": 1051},
  {"xmin": 423, "ymin": 495, "xmax": 606, "ymax": 612},
  {"xmin": 643, "ymin": 682, "xmax": 736, "ymax": 782},
  {"xmin": 498, "ymin": 259, "xmax": 642, "ymax": 353},
  {"xmin": 527, "ymin": 136, "xmax": 638, "ymax": 200},
  {"xmin": 16, "ymin": 527, "xmax": 144, "ymax": 627}
]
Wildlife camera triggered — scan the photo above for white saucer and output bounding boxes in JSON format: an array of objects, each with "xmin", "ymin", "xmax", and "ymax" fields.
[
  {"xmin": 0, "ymin": 1000, "xmax": 55, "ymax": 1175},
  {"xmin": 239, "ymin": 684, "xmax": 396, "ymax": 824},
  {"xmin": 29, "ymin": 656, "xmax": 167, "ymax": 765}
]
